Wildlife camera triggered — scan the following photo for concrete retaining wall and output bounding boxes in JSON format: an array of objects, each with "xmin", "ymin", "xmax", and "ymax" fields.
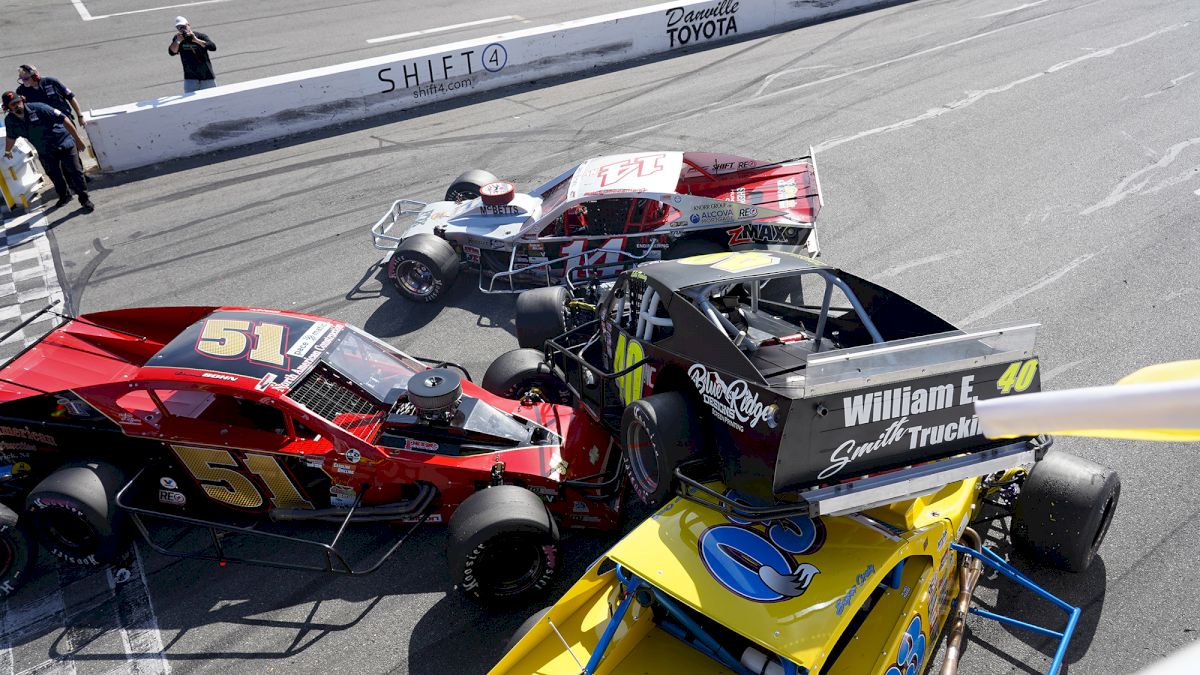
[{"xmin": 87, "ymin": 0, "xmax": 890, "ymax": 172}]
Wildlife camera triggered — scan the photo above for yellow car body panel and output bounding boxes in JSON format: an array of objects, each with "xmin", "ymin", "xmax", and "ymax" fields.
[{"xmin": 494, "ymin": 479, "xmax": 980, "ymax": 674}]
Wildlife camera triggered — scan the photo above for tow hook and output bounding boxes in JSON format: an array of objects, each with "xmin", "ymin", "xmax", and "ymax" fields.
[{"xmin": 490, "ymin": 460, "xmax": 506, "ymax": 486}]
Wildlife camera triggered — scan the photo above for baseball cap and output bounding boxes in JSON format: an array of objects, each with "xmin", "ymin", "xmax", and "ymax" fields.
[
  {"xmin": 2, "ymin": 91, "xmax": 19, "ymax": 109},
  {"xmin": 174, "ymin": 16, "xmax": 188, "ymax": 27}
]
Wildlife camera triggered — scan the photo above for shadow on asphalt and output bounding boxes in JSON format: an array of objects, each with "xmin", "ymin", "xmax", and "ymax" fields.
[{"xmin": 359, "ymin": 263, "xmax": 520, "ymax": 343}]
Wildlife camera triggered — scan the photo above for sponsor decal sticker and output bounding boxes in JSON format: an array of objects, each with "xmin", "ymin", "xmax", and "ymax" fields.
[
  {"xmin": 835, "ymin": 564, "xmax": 876, "ymax": 616},
  {"xmin": 821, "ymin": 375, "xmax": 981, "ymax": 480},
  {"xmin": 0, "ymin": 425, "xmax": 57, "ymax": 447},
  {"xmin": 665, "ymin": 0, "xmax": 739, "ymax": 48},
  {"xmin": 200, "ymin": 372, "xmax": 239, "ymax": 382},
  {"xmin": 344, "ymin": 448, "xmax": 361, "ymax": 464},
  {"xmin": 256, "ymin": 372, "xmax": 277, "ymax": 391},
  {"xmin": 160, "ymin": 477, "xmax": 178, "ymax": 490},
  {"xmin": 159, "ymin": 490, "xmax": 186, "ymax": 505},
  {"xmin": 688, "ymin": 364, "xmax": 776, "ymax": 431},
  {"xmin": 288, "ymin": 321, "xmax": 333, "ymax": 358},
  {"xmin": 333, "ymin": 462, "xmax": 356, "ymax": 475}
]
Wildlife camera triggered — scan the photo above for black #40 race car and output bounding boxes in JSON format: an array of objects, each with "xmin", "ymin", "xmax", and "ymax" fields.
[{"xmin": 486, "ymin": 251, "xmax": 1121, "ymax": 675}]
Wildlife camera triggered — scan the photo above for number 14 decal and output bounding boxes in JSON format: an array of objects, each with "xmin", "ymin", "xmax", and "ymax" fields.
[{"xmin": 195, "ymin": 319, "xmax": 290, "ymax": 368}]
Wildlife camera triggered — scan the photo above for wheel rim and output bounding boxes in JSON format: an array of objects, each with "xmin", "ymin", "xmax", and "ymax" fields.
[
  {"xmin": 476, "ymin": 537, "xmax": 547, "ymax": 596},
  {"xmin": 626, "ymin": 417, "xmax": 660, "ymax": 493},
  {"xmin": 395, "ymin": 259, "xmax": 436, "ymax": 297},
  {"xmin": 40, "ymin": 509, "xmax": 99, "ymax": 555}
]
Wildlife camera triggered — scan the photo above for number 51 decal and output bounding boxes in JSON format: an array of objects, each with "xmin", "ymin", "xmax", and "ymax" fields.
[
  {"xmin": 173, "ymin": 445, "xmax": 314, "ymax": 510},
  {"xmin": 195, "ymin": 319, "xmax": 290, "ymax": 368}
]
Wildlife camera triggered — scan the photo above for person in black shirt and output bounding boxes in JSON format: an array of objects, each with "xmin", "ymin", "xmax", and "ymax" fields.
[
  {"xmin": 168, "ymin": 16, "xmax": 217, "ymax": 93},
  {"xmin": 15, "ymin": 65, "xmax": 87, "ymax": 127},
  {"xmin": 3, "ymin": 92, "xmax": 93, "ymax": 211}
]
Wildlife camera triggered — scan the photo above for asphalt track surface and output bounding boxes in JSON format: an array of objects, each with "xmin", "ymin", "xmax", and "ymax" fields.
[{"xmin": 3, "ymin": 0, "xmax": 1200, "ymax": 673}]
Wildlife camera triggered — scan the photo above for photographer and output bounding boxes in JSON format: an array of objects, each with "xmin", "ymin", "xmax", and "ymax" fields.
[{"xmin": 168, "ymin": 16, "xmax": 217, "ymax": 93}]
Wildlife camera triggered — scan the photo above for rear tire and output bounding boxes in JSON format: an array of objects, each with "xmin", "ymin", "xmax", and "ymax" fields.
[
  {"xmin": 26, "ymin": 462, "xmax": 128, "ymax": 567},
  {"xmin": 663, "ymin": 237, "xmax": 726, "ymax": 260},
  {"xmin": 0, "ymin": 504, "xmax": 36, "ymax": 598},
  {"xmin": 506, "ymin": 606, "xmax": 552, "ymax": 652},
  {"xmin": 481, "ymin": 348, "xmax": 573, "ymax": 404},
  {"xmin": 447, "ymin": 486, "xmax": 559, "ymax": 605},
  {"xmin": 388, "ymin": 234, "xmax": 460, "ymax": 303},
  {"xmin": 445, "ymin": 169, "xmax": 499, "ymax": 202},
  {"xmin": 515, "ymin": 286, "xmax": 571, "ymax": 349},
  {"xmin": 1013, "ymin": 451, "xmax": 1120, "ymax": 572},
  {"xmin": 621, "ymin": 392, "xmax": 702, "ymax": 507}
]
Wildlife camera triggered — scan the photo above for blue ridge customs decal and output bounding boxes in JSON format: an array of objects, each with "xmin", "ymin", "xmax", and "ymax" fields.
[
  {"xmin": 698, "ymin": 491, "xmax": 825, "ymax": 602},
  {"xmin": 688, "ymin": 364, "xmax": 776, "ymax": 431}
]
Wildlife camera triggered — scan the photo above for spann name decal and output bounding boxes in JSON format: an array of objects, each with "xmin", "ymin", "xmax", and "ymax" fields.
[
  {"xmin": 688, "ymin": 363, "xmax": 774, "ymax": 431},
  {"xmin": 665, "ymin": 0, "xmax": 739, "ymax": 48}
]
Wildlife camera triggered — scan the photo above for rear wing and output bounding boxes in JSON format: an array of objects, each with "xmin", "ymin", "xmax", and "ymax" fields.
[{"xmin": 699, "ymin": 323, "xmax": 1045, "ymax": 517}]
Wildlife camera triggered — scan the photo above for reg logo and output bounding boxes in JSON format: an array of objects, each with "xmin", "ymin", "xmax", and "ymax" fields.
[{"xmin": 697, "ymin": 491, "xmax": 826, "ymax": 602}]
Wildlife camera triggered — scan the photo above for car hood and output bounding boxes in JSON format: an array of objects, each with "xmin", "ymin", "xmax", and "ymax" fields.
[
  {"xmin": 406, "ymin": 194, "xmax": 542, "ymax": 245},
  {"xmin": 601, "ymin": 482, "xmax": 976, "ymax": 672}
]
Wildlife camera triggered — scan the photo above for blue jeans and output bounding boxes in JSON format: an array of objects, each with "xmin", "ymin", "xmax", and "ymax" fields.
[{"xmin": 183, "ymin": 79, "xmax": 217, "ymax": 93}]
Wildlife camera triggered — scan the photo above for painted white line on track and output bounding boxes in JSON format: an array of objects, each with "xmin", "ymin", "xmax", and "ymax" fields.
[
  {"xmin": 366, "ymin": 15, "xmax": 518, "ymax": 44},
  {"xmin": 72, "ymin": 0, "xmax": 235, "ymax": 22},
  {"xmin": 107, "ymin": 547, "xmax": 170, "ymax": 675},
  {"xmin": 977, "ymin": 0, "xmax": 1050, "ymax": 19}
]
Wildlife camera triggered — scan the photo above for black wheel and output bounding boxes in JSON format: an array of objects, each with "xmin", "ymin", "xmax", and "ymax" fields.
[
  {"xmin": 445, "ymin": 169, "xmax": 499, "ymax": 202},
  {"xmin": 1012, "ymin": 451, "xmax": 1120, "ymax": 572},
  {"xmin": 481, "ymin": 348, "xmax": 573, "ymax": 404},
  {"xmin": 506, "ymin": 606, "xmax": 552, "ymax": 652},
  {"xmin": 447, "ymin": 486, "xmax": 559, "ymax": 605},
  {"xmin": 662, "ymin": 237, "xmax": 726, "ymax": 260},
  {"xmin": 387, "ymin": 234, "xmax": 460, "ymax": 303},
  {"xmin": 0, "ymin": 503, "xmax": 37, "ymax": 598},
  {"xmin": 621, "ymin": 392, "xmax": 702, "ymax": 507},
  {"xmin": 26, "ymin": 462, "xmax": 129, "ymax": 567},
  {"xmin": 515, "ymin": 286, "xmax": 570, "ymax": 349}
]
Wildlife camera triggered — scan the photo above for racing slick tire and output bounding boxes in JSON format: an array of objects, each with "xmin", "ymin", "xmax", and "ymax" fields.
[
  {"xmin": 447, "ymin": 486, "xmax": 559, "ymax": 605},
  {"xmin": 26, "ymin": 462, "xmax": 129, "ymax": 567},
  {"xmin": 481, "ymin": 348, "xmax": 573, "ymax": 404},
  {"xmin": 506, "ymin": 606, "xmax": 552, "ymax": 652},
  {"xmin": 445, "ymin": 169, "xmax": 499, "ymax": 202},
  {"xmin": 662, "ymin": 237, "xmax": 726, "ymax": 260},
  {"xmin": 0, "ymin": 503, "xmax": 37, "ymax": 598},
  {"xmin": 621, "ymin": 392, "xmax": 702, "ymax": 507},
  {"xmin": 388, "ymin": 234, "xmax": 460, "ymax": 303},
  {"xmin": 1012, "ymin": 451, "xmax": 1120, "ymax": 573},
  {"xmin": 515, "ymin": 286, "xmax": 571, "ymax": 349}
]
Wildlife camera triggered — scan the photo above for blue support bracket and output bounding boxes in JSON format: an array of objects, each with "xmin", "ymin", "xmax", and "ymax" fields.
[{"xmin": 950, "ymin": 543, "xmax": 1081, "ymax": 675}]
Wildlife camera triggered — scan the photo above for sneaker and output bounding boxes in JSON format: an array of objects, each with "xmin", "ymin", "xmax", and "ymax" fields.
[
  {"xmin": 79, "ymin": 196, "xmax": 95, "ymax": 212},
  {"xmin": 54, "ymin": 194, "xmax": 72, "ymax": 208}
]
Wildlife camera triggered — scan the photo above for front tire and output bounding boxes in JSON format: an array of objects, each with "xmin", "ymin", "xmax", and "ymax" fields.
[
  {"xmin": 447, "ymin": 486, "xmax": 559, "ymax": 605},
  {"xmin": 0, "ymin": 504, "xmax": 37, "ymax": 598},
  {"xmin": 445, "ymin": 169, "xmax": 499, "ymax": 202},
  {"xmin": 26, "ymin": 462, "xmax": 128, "ymax": 567},
  {"xmin": 506, "ymin": 607, "xmax": 552, "ymax": 652},
  {"xmin": 1012, "ymin": 451, "xmax": 1120, "ymax": 572},
  {"xmin": 621, "ymin": 392, "xmax": 702, "ymax": 507},
  {"xmin": 388, "ymin": 234, "xmax": 460, "ymax": 303},
  {"xmin": 515, "ymin": 286, "xmax": 570, "ymax": 349},
  {"xmin": 481, "ymin": 348, "xmax": 573, "ymax": 404}
]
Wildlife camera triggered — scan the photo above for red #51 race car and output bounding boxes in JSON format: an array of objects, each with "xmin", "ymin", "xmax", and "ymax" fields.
[{"xmin": 0, "ymin": 305, "xmax": 624, "ymax": 602}]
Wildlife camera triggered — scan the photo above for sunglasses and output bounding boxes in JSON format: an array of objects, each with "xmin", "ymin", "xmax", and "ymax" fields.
[{"xmin": 17, "ymin": 76, "xmax": 31, "ymax": 83}]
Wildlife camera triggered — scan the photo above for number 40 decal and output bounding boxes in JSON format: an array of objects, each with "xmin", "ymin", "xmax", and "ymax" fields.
[
  {"xmin": 613, "ymin": 333, "xmax": 646, "ymax": 405},
  {"xmin": 996, "ymin": 359, "xmax": 1039, "ymax": 394}
]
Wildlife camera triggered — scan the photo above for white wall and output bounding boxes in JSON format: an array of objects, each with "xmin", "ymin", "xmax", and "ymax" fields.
[{"xmin": 87, "ymin": 0, "xmax": 892, "ymax": 172}]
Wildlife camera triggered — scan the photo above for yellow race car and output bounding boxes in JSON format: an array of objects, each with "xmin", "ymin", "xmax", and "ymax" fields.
[{"xmin": 490, "ymin": 444, "xmax": 1118, "ymax": 675}]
